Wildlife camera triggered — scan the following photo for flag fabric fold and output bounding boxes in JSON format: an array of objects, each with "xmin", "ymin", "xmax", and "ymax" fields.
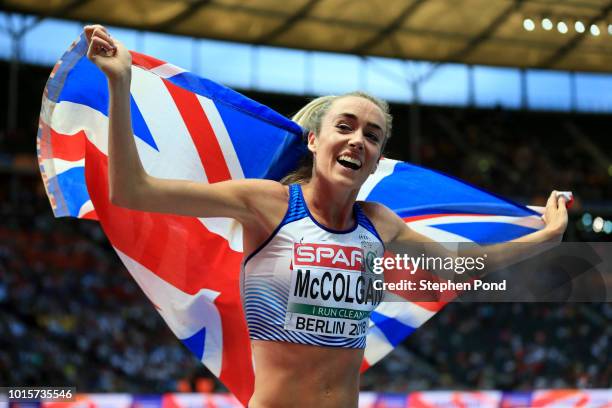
[{"xmin": 37, "ymin": 34, "xmax": 544, "ymax": 405}]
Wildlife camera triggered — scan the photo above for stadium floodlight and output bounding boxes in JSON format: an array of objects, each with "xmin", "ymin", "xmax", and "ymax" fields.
[
  {"xmin": 523, "ymin": 18, "xmax": 535, "ymax": 31},
  {"xmin": 582, "ymin": 213, "xmax": 593, "ymax": 227},
  {"xmin": 608, "ymin": 24, "xmax": 612, "ymax": 35},
  {"xmin": 542, "ymin": 18, "xmax": 553, "ymax": 30},
  {"xmin": 575, "ymin": 21, "xmax": 585, "ymax": 33},
  {"xmin": 590, "ymin": 24, "xmax": 600, "ymax": 36},
  {"xmin": 592, "ymin": 216, "xmax": 604, "ymax": 233},
  {"xmin": 557, "ymin": 21, "xmax": 568, "ymax": 34},
  {"xmin": 604, "ymin": 220, "xmax": 612, "ymax": 234}
]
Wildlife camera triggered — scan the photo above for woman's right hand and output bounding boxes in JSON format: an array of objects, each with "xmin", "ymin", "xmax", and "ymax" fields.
[{"xmin": 84, "ymin": 25, "xmax": 132, "ymax": 81}]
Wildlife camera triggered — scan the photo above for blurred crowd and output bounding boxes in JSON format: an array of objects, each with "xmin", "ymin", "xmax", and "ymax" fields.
[
  {"xmin": 364, "ymin": 303, "xmax": 611, "ymax": 392},
  {"xmin": 0, "ymin": 176, "xmax": 211, "ymax": 392},
  {"xmin": 411, "ymin": 107, "xmax": 612, "ymax": 204},
  {"xmin": 0, "ymin": 172, "xmax": 610, "ymax": 393}
]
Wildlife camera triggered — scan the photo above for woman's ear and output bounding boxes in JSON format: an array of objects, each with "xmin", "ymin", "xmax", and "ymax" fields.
[{"xmin": 307, "ymin": 131, "xmax": 317, "ymax": 154}]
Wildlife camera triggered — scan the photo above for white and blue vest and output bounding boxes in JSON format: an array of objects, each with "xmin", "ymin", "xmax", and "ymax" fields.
[{"xmin": 241, "ymin": 184, "xmax": 385, "ymax": 349}]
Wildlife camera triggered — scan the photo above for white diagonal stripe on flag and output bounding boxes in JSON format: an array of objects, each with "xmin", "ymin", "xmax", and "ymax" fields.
[
  {"xmin": 149, "ymin": 63, "xmax": 187, "ymax": 79},
  {"xmin": 130, "ymin": 66, "xmax": 207, "ymax": 183},
  {"xmin": 358, "ymin": 158, "xmax": 398, "ymax": 200},
  {"xmin": 197, "ymin": 95, "xmax": 245, "ymax": 180},
  {"xmin": 115, "ymin": 248, "xmax": 223, "ymax": 376}
]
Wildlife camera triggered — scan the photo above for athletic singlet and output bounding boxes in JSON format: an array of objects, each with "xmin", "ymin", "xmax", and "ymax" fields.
[{"xmin": 241, "ymin": 184, "xmax": 385, "ymax": 349}]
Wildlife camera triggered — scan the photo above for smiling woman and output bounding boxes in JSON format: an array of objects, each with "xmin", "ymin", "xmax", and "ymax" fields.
[
  {"xmin": 83, "ymin": 22, "xmax": 569, "ymax": 408},
  {"xmin": 282, "ymin": 91, "xmax": 392, "ymax": 185}
]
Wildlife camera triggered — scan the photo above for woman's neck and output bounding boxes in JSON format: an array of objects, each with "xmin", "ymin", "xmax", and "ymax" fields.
[{"xmin": 301, "ymin": 179, "xmax": 359, "ymax": 230}]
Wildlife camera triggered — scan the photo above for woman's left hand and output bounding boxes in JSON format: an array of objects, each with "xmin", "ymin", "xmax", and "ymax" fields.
[{"xmin": 542, "ymin": 190, "xmax": 569, "ymax": 239}]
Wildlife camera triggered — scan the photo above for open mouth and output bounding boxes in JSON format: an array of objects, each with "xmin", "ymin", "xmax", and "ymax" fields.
[{"xmin": 337, "ymin": 155, "xmax": 362, "ymax": 171}]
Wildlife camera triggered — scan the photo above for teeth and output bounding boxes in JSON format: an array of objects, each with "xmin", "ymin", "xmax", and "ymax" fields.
[{"xmin": 338, "ymin": 155, "xmax": 362, "ymax": 167}]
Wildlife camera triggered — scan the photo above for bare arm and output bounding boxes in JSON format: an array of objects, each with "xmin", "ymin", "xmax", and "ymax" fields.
[
  {"xmin": 85, "ymin": 25, "xmax": 283, "ymax": 223},
  {"xmin": 364, "ymin": 190, "xmax": 568, "ymax": 273}
]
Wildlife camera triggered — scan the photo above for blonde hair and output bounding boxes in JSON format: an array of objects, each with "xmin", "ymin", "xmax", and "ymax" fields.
[{"xmin": 281, "ymin": 91, "xmax": 392, "ymax": 185}]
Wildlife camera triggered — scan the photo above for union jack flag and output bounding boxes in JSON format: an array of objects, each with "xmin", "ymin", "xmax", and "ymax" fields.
[{"xmin": 37, "ymin": 34, "xmax": 544, "ymax": 406}]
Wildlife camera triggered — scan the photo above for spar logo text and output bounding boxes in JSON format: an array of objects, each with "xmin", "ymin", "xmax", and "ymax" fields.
[
  {"xmin": 293, "ymin": 243, "xmax": 363, "ymax": 272},
  {"xmin": 292, "ymin": 243, "xmax": 382, "ymax": 307}
]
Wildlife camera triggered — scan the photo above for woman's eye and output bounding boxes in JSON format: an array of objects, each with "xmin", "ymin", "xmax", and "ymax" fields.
[
  {"xmin": 336, "ymin": 123, "xmax": 352, "ymax": 131},
  {"xmin": 367, "ymin": 133, "xmax": 380, "ymax": 142}
]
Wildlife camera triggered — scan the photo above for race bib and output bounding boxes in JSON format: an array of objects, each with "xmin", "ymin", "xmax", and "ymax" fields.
[{"xmin": 285, "ymin": 243, "xmax": 383, "ymax": 338}]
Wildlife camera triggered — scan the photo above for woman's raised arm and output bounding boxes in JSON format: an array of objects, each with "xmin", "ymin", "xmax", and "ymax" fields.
[
  {"xmin": 363, "ymin": 190, "xmax": 568, "ymax": 277},
  {"xmin": 84, "ymin": 25, "xmax": 284, "ymax": 223}
]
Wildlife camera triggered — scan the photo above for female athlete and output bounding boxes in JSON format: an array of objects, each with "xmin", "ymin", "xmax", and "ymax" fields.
[{"xmin": 84, "ymin": 25, "xmax": 568, "ymax": 408}]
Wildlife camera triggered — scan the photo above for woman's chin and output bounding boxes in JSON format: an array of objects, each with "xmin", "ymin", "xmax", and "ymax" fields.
[
  {"xmin": 313, "ymin": 165, "xmax": 368, "ymax": 189},
  {"xmin": 333, "ymin": 170, "xmax": 367, "ymax": 189}
]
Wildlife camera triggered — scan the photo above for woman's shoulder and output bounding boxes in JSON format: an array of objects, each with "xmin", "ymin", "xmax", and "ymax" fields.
[
  {"xmin": 231, "ymin": 178, "xmax": 286, "ymax": 194},
  {"xmin": 357, "ymin": 200, "xmax": 394, "ymax": 219},
  {"xmin": 239, "ymin": 180, "xmax": 290, "ymax": 241},
  {"xmin": 357, "ymin": 201, "xmax": 404, "ymax": 244},
  {"xmin": 238, "ymin": 179, "xmax": 289, "ymax": 205}
]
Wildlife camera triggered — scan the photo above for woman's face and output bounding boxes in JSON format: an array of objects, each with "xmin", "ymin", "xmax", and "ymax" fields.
[{"xmin": 308, "ymin": 96, "xmax": 386, "ymax": 189}]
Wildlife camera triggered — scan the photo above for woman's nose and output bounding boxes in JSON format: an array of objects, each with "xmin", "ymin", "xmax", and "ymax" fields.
[{"xmin": 348, "ymin": 133, "xmax": 365, "ymax": 150}]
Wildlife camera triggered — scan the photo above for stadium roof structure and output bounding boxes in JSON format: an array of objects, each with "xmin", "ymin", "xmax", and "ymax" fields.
[{"xmin": 3, "ymin": 0, "xmax": 612, "ymax": 73}]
